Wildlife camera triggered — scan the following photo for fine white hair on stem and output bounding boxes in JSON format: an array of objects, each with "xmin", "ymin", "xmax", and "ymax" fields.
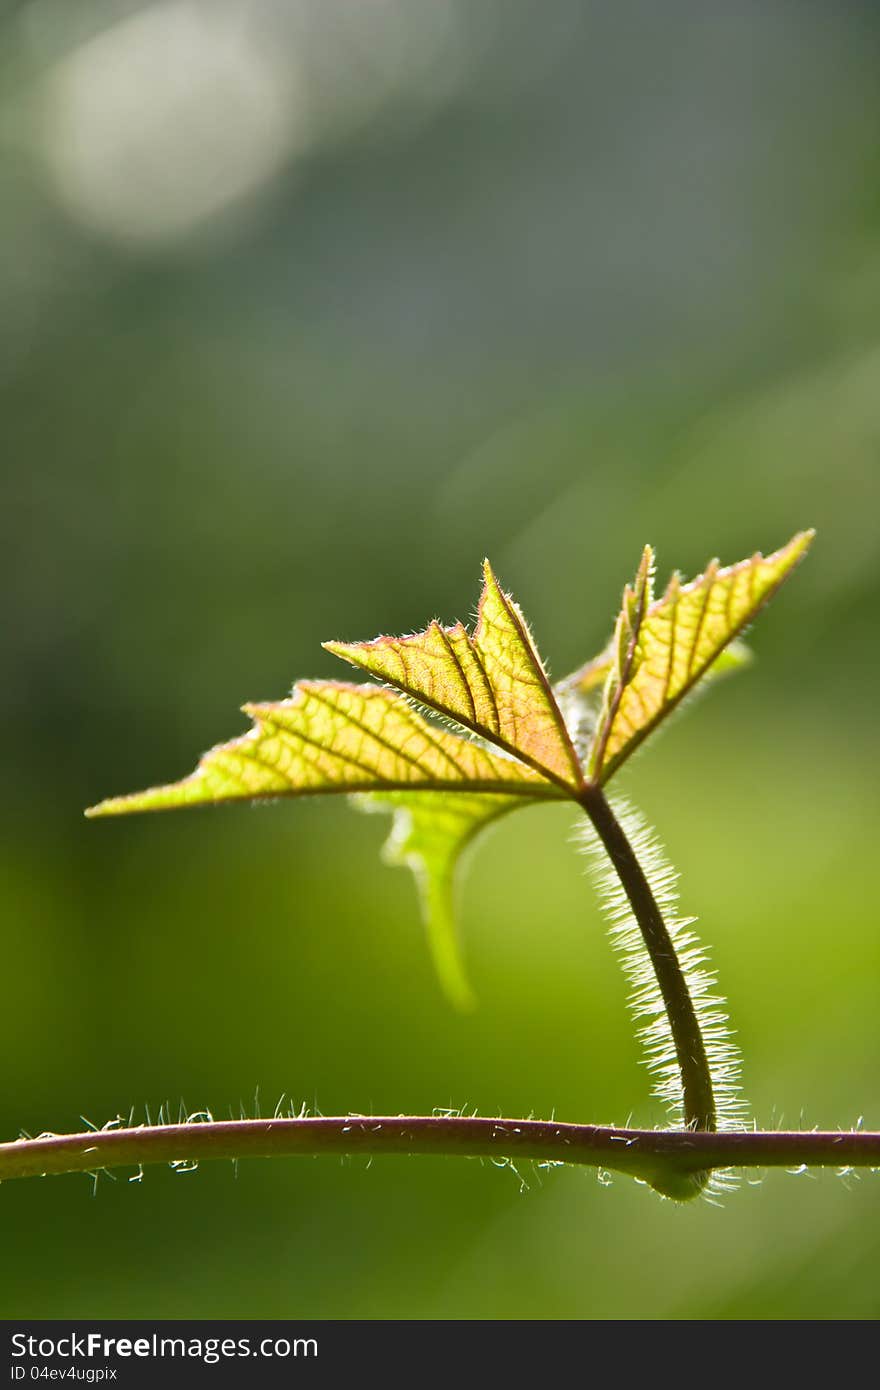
[{"xmin": 577, "ymin": 793, "xmax": 748, "ymax": 1196}]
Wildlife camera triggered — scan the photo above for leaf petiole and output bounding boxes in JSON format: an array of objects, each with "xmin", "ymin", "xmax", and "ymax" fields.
[{"xmin": 579, "ymin": 785, "xmax": 716, "ymax": 1148}]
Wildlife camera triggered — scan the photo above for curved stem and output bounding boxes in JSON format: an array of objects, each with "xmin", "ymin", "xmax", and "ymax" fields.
[
  {"xmin": 1, "ymin": 1118, "xmax": 878, "ymax": 1200},
  {"xmin": 579, "ymin": 784, "xmax": 716, "ymax": 1133}
]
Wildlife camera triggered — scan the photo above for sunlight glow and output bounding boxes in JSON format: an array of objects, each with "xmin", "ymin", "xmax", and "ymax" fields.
[{"xmin": 42, "ymin": 1, "xmax": 305, "ymax": 247}]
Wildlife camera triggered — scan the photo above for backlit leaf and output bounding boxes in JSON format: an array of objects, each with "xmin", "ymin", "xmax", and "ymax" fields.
[
  {"xmin": 324, "ymin": 560, "xmax": 584, "ymax": 793},
  {"xmin": 86, "ymin": 536, "xmax": 813, "ymax": 1008},
  {"xmin": 355, "ymin": 790, "xmax": 526, "ymax": 1009},
  {"xmin": 588, "ymin": 530, "xmax": 814, "ymax": 782},
  {"xmin": 556, "ymin": 638, "xmax": 752, "ymax": 764},
  {"xmin": 86, "ymin": 681, "xmax": 560, "ymax": 817}
]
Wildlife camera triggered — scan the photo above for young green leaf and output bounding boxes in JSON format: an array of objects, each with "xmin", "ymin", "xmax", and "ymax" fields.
[
  {"xmin": 86, "ymin": 681, "xmax": 561, "ymax": 817},
  {"xmin": 324, "ymin": 560, "xmax": 584, "ymax": 793},
  {"xmin": 555, "ymin": 639, "xmax": 751, "ymax": 766},
  {"xmin": 560, "ymin": 635, "xmax": 751, "ymax": 702},
  {"xmin": 588, "ymin": 530, "xmax": 814, "ymax": 783},
  {"xmin": 355, "ymin": 790, "xmax": 526, "ymax": 1010},
  {"xmin": 86, "ymin": 533, "xmax": 812, "ymax": 1042}
]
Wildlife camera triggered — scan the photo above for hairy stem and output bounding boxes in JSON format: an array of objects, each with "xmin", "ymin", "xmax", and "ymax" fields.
[
  {"xmin": 1, "ymin": 1118, "xmax": 878, "ymax": 1201},
  {"xmin": 579, "ymin": 785, "xmax": 716, "ymax": 1134}
]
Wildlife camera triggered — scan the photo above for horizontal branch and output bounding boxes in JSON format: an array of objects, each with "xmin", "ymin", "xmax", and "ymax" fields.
[{"xmin": 2, "ymin": 1116, "xmax": 878, "ymax": 1200}]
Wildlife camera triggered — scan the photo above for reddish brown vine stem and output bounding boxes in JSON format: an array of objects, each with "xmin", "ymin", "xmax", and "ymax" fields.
[{"xmin": 1, "ymin": 1117, "xmax": 878, "ymax": 1201}]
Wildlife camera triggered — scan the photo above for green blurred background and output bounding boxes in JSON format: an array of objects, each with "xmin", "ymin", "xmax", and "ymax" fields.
[{"xmin": 2, "ymin": 0, "xmax": 879, "ymax": 1320}]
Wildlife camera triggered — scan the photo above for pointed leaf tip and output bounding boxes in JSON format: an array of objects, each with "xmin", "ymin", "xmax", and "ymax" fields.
[
  {"xmin": 637, "ymin": 543, "xmax": 655, "ymax": 583},
  {"xmin": 326, "ymin": 561, "xmax": 584, "ymax": 792},
  {"xmin": 86, "ymin": 680, "xmax": 557, "ymax": 817}
]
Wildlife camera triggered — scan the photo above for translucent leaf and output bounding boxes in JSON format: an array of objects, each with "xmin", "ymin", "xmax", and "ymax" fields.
[
  {"xmin": 86, "ymin": 681, "xmax": 562, "ymax": 817},
  {"xmin": 324, "ymin": 560, "xmax": 584, "ymax": 793},
  {"xmin": 86, "ymin": 542, "xmax": 814, "ymax": 1011},
  {"xmin": 555, "ymin": 638, "xmax": 752, "ymax": 765},
  {"xmin": 588, "ymin": 530, "xmax": 814, "ymax": 783},
  {"xmin": 560, "ymin": 634, "xmax": 751, "ymax": 702},
  {"xmin": 355, "ymin": 791, "xmax": 526, "ymax": 1010}
]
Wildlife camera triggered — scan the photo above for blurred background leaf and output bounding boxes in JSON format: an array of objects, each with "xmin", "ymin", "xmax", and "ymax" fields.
[{"xmin": 2, "ymin": 0, "xmax": 879, "ymax": 1319}]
